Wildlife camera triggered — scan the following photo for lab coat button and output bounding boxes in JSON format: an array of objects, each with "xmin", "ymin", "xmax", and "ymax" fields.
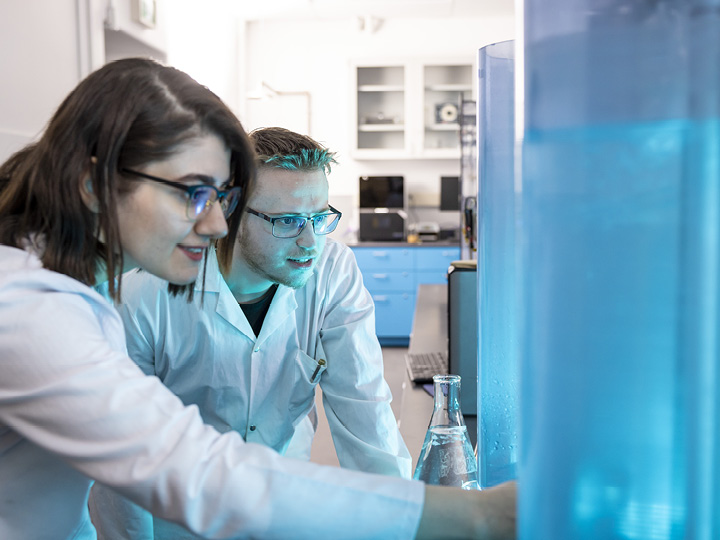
[
  {"xmin": 253, "ymin": 347, "xmax": 260, "ymax": 353},
  {"xmin": 249, "ymin": 424, "xmax": 257, "ymax": 431}
]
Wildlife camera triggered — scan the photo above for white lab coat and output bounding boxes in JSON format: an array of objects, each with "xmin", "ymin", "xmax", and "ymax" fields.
[
  {"xmin": 0, "ymin": 244, "xmax": 424, "ymax": 539},
  {"xmin": 90, "ymin": 239, "xmax": 413, "ymax": 538}
]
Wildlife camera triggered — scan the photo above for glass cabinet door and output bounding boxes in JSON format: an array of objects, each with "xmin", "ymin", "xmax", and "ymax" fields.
[
  {"xmin": 355, "ymin": 66, "xmax": 406, "ymax": 155},
  {"xmin": 422, "ymin": 64, "xmax": 473, "ymax": 157}
]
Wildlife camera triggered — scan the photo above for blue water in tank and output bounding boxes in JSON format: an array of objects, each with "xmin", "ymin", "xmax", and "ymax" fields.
[{"xmin": 520, "ymin": 3, "xmax": 720, "ymax": 538}]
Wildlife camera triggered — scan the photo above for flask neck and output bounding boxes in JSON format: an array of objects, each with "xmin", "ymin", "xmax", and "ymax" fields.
[{"xmin": 430, "ymin": 375, "xmax": 466, "ymax": 427}]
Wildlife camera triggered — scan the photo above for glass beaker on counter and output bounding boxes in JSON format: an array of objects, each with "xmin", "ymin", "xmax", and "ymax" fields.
[{"xmin": 413, "ymin": 375, "xmax": 479, "ymax": 490}]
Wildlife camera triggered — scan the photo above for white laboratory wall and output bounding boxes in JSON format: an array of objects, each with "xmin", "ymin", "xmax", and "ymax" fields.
[
  {"xmin": 0, "ymin": 0, "xmax": 173, "ymax": 164},
  {"xmin": 164, "ymin": 1, "xmax": 244, "ymax": 116},
  {"xmin": 0, "ymin": 0, "xmax": 85, "ymax": 162},
  {"xmin": 0, "ymin": 0, "xmax": 242, "ymax": 164},
  {"xmin": 241, "ymin": 15, "xmax": 514, "ymax": 239}
]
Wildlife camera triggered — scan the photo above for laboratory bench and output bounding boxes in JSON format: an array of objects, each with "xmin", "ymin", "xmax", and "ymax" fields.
[
  {"xmin": 346, "ymin": 241, "xmax": 461, "ymax": 248},
  {"xmin": 396, "ymin": 283, "xmax": 477, "ymax": 468},
  {"xmin": 348, "ymin": 242, "xmax": 461, "ymax": 346}
]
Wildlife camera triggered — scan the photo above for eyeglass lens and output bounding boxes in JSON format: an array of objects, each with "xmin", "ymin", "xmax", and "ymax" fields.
[
  {"xmin": 272, "ymin": 213, "xmax": 340, "ymax": 238},
  {"xmin": 188, "ymin": 187, "xmax": 240, "ymax": 220}
]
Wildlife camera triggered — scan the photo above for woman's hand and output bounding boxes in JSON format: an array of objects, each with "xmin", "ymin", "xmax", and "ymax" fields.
[{"xmin": 415, "ymin": 481, "xmax": 517, "ymax": 540}]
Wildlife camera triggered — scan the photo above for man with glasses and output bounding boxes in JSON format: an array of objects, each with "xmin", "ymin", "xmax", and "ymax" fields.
[{"xmin": 90, "ymin": 127, "xmax": 412, "ymax": 539}]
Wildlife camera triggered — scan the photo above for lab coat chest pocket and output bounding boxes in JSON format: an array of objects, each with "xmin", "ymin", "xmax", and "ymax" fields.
[{"xmin": 288, "ymin": 348, "xmax": 327, "ymax": 415}]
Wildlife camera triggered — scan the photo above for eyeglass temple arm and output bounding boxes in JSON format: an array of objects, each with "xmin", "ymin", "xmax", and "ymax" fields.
[{"xmin": 246, "ymin": 208, "xmax": 275, "ymax": 224}]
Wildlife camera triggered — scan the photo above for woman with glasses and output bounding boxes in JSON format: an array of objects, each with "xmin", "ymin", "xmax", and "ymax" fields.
[{"xmin": 0, "ymin": 58, "xmax": 515, "ymax": 539}]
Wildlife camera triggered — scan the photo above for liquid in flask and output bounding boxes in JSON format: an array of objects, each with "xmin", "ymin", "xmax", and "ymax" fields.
[{"xmin": 413, "ymin": 374, "xmax": 479, "ymax": 490}]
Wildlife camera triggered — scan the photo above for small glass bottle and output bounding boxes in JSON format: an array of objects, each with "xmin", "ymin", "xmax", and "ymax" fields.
[{"xmin": 413, "ymin": 374, "xmax": 479, "ymax": 490}]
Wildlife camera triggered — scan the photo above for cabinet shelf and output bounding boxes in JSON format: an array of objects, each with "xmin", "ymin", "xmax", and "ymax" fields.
[
  {"xmin": 426, "ymin": 123, "xmax": 460, "ymax": 131},
  {"xmin": 425, "ymin": 84, "xmax": 472, "ymax": 92},
  {"xmin": 359, "ymin": 124, "xmax": 405, "ymax": 132},
  {"xmin": 358, "ymin": 84, "xmax": 405, "ymax": 92}
]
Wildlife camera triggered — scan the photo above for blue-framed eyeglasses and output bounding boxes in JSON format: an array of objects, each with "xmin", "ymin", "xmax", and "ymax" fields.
[
  {"xmin": 121, "ymin": 168, "xmax": 242, "ymax": 220},
  {"xmin": 245, "ymin": 205, "xmax": 342, "ymax": 238}
]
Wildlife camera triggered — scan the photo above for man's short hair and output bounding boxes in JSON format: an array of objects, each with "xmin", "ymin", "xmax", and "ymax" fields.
[{"xmin": 249, "ymin": 127, "xmax": 337, "ymax": 175}]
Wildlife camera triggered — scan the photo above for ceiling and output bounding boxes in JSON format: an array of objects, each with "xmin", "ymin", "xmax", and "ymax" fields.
[{"xmin": 219, "ymin": 0, "xmax": 515, "ymax": 21}]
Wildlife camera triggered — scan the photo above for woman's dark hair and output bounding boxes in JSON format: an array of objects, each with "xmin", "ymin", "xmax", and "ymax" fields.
[{"xmin": 0, "ymin": 57, "xmax": 255, "ymax": 300}]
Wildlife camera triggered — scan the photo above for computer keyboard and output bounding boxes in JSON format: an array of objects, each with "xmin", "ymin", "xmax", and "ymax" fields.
[{"xmin": 405, "ymin": 351, "xmax": 448, "ymax": 384}]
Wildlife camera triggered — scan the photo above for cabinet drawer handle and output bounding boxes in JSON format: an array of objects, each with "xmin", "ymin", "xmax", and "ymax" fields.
[
  {"xmin": 372, "ymin": 273, "xmax": 388, "ymax": 280},
  {"xmin": 371, "ymin": 251, "xmax": 388, "ymax": 258},
  {"xmin": 373, "ymin": 295, "xmax": 389, "ymax": 303}
]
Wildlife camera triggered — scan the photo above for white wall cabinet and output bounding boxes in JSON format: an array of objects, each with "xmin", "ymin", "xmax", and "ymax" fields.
[{"xmin": 350, "ymin": 58, "xmax": 474, "ymax": 161}]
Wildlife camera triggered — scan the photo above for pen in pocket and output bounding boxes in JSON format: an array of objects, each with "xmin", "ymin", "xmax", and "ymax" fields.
[{"xmin": 311, "ymin": 359, "xmax": 326, "ymax": 382}]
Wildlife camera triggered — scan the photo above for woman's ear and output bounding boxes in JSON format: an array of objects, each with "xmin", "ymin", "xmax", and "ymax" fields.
[{"xmin": 80, "ymin": 177, "xmax": 100, "ymax": 213}]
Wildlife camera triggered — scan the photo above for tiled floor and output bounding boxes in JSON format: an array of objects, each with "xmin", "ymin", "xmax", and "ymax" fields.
[{"xmin": 309, "ymin": 346, "xmax": 408, "ymax": 468}]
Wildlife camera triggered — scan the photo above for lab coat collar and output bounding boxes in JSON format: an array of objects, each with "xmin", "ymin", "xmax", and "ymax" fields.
[
  {"xmin": 193, "ymin": 249, "xmax": 225, "ymax": 294},
  {"xmin": 192, "ymin": 251, "xmax": 253, "ymax": 336},
  {"xmin": 215, "ymin": 283, "xmax": 298, "ymax": 341},
  {"xmin": 197, "ymin": 250, "xmax": 299, "ymax": 340},
  {"xmin": 257, "ymin": 285, "xmax": 297, "ymax": 341}
]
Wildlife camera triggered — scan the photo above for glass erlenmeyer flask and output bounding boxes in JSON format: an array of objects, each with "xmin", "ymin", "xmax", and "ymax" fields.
[{"xmin": 413, "ymin": 375, "xmax": 479, "ymax": 490}]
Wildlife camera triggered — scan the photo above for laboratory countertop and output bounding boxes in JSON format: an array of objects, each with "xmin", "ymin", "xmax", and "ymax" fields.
[{"xmin": 345, "ymin": 240, "xmax": 461, "ymax": 248}]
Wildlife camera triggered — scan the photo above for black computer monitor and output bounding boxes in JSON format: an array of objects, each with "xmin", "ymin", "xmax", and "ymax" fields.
[
  {"xmin": 440, "ymin": 176, "xmax": 460, "ymax": 211},
  {"xmin": 359, "ymin": 176, "xmax": 404, "ymax": 209}
]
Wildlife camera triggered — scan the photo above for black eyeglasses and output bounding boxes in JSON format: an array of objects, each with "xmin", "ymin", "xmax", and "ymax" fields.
[
  {"xmin": 245, "ymin": 205, "xmax": 342, "ymax": 238},
  {"xmin": 121, "ymin": 168, "xmax": 242, "ymax": 220}
]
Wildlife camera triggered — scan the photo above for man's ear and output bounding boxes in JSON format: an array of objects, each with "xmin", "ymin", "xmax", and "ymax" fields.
[{"xmin": 80, "ymin": 177, "xmax": 100, "ymax": 213}]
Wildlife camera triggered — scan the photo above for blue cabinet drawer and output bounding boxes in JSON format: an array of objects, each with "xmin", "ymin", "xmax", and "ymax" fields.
[
  {"xmin": 350, "ymin": 245, "xmax": 460, "ymax": 341},
  {"xmin": 415, "ymin": 247, "xmax": 460, "ymax": 270},
  {"xmin": 371, "ymin": 292, "xmax": 416, "ymax": 337},
  {"xmin": 363, "ymin": 270, "xmax": 414, "ymax": 292},
  {"xmin": 416, "ymin": 269, "xmax": 451, "ymax": 285},
  {"xmin": 352, "ymin": 247, "xmax": 414, "ymax": 271}
]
